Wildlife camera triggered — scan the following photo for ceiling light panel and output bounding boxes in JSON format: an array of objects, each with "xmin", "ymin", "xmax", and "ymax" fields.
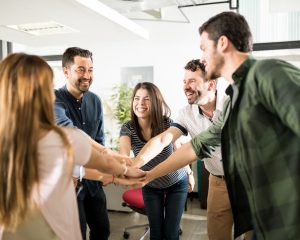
[{"xmin": 6, "ymin": 21, "xmax": 78, "ymax": 36}]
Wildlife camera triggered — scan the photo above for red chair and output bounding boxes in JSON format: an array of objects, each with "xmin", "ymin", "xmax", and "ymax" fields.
[{"xmin": 122, "ymin": 188, "xmax": 149, "ymax": 239}]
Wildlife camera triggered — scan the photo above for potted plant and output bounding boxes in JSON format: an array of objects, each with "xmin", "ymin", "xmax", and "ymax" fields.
[{"xmin": 105, "ymin": 83, "xmax": 133, "ymax": 150}]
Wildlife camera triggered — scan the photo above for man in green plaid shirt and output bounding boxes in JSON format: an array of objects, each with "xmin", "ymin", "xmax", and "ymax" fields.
[
  {"xmin": 195, "ymin": 11, "xmax": 300, "ymax": 239},
  {"xmin": 144, "ymin": 11, "xmax": 300, "ymax": 240}
]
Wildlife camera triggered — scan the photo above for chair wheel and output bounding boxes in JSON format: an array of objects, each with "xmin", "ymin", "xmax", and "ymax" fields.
[
  {"xmin": 123, "ymin": 231, "xmax": 130, "ymax": 239},
  {"xmin": 179, "ymin": 228, "xmax": 183, "ymax": 235}
]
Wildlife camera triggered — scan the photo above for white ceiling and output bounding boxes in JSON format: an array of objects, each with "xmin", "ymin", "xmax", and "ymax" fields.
[
  {"xmin": 0, "ymin": 0, "xmax": 228, "ymax": 47},
  {"xmin": 1, "ymin": 0, "xmax": 299, "ymax": 48},
  {"xmin": 0, "ymin": 0, "xmax": 154, "ymax": 47}
]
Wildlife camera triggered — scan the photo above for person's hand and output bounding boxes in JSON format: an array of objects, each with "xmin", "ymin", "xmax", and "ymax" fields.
[
  {"xmin": 101, "ymin": 175, "xmax": 114, "ymax": 186},
  {"xmin": 124, "ymin": 158, "xmax": 133, "ymax": 166},
  {"xmin": 114, "ymin": 177, "xmax": 144, "ymax": 189},
  {"xmin": 101, "ymin": 148, "xmax": 131, "ymax": 165},
  {"xmin": 130, "ymin": 157, "xmax": 145, "ymax": 169},
  {"xmin": 129, "ymin": 157, "xmax": 138, "ymax": 168},
  {"xmin": 188, "ymin": 172, "xmax": 195, "ymax": 193},
  {"xmin": 139, "ymin": 171, "xmax": 151, "ymax": 187},
  {"xmin": 124, "ymin": 166, "xmax": 146, "ymax": 178}
]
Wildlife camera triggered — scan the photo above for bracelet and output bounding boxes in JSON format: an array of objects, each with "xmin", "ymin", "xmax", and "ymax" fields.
[{"xmin": 123, "ymin": 166, "xmax": 128, "ymax": 176}]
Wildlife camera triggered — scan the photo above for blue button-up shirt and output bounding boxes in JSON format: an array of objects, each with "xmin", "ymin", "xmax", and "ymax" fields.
[
  {"xmin": 54, "ymin": 85, "xmax": 105, "ymax": 196},
  {"xmin": 54, "ymin": 85, "xmax": 104, "ymax": 145}
]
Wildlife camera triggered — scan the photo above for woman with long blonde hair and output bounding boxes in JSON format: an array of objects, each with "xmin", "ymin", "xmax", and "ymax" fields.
[{"xmin": 0, "ymin": 53, "xmax": 143, "ymax": 240}]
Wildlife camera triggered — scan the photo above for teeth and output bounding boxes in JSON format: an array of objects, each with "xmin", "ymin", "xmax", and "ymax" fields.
[{"xmin": 136, "ymin": 108, "xmax": 147, "ymax": 112}]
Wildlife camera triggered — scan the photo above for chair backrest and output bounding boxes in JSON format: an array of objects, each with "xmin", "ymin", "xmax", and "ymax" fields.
[{"xmin": 122, "ymin": 188, "xmax": 146, "ymax": 215}]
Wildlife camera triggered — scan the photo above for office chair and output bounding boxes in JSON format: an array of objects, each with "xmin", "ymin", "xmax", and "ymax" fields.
[{"xmin": 122, "ymin": 188, "xmax": 149, "ymax": 239}]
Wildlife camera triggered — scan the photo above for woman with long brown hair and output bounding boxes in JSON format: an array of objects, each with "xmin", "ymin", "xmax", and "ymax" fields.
[
  {"xmin": 119, "ymin": 82, "xmax": 188, "ymax": 240},
  {"xmin": 0, "ymin": 53, "xmax": 143, "ymax": 239}
]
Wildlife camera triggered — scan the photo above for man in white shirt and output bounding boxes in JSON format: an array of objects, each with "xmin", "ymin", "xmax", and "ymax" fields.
[{"xmin": 134, "ymin": 59, "xmax": 232, "ymax": 240}]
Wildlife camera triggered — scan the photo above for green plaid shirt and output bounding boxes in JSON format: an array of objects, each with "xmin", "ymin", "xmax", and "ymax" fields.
[{"xmin": 191, "ymin": 56, "xmax": 300, "ymax": 239}]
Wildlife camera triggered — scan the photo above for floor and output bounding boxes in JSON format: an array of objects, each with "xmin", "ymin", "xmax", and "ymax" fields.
[{"xmin": 108, "ymin": 198, "xmax": 209, "ymax": 240}]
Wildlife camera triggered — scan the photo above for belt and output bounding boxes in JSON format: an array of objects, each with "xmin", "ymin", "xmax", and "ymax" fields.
[{"xmin": 211, "ymin": 173, "xmax": 225, "ymax": 179}]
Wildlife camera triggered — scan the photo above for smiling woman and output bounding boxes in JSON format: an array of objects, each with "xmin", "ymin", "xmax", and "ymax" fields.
[{"xmin": 119, "ymin": 82, "xmax": 189, "ymax": 240}]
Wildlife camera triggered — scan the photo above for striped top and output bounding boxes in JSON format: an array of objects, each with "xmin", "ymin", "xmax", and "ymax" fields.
[
  {"xmin": 120, "ymin": 118, "xmax": 187, "ymax": 189},
  {"xmin": 172, "ymin": 90, "xmax": 228, "ymax": 176}
]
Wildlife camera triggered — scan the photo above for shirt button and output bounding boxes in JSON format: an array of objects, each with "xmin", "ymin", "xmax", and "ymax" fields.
[
  {"xmin": 78, "ymin": 107, "xmax": 81, "ymax": 110},
  {"xmin": 83, "ymin": 122, "xmax": 85, "ymax": 125}
]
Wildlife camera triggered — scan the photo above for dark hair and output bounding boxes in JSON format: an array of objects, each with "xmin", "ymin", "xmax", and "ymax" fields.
[
  {"xmin": 130, "ymin": 82, "xmax": 171, "ymax": 141},
  {"xmin": 185, "ymin": 59, "xmax": 205, "ymax": 72},
  {"xmin": 199, "ymin": 11, "xmax": 253, "ymax": 52},
  {"xmin": 185, "ymin": 59, "xmax": 216, "ymax": 83},
  {"xmin": 62, "ymin": 47, "xmax": 93, "ymax": 68}
]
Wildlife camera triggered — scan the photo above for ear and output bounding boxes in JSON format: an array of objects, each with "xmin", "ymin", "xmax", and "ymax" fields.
[
  {"xmin": 218, "ymin": 35, "xmax": 229, "ymax": 52},
  {"xmin": 207, "ymin": 80, "xmax": 216, "ymax": 91},
  {"xmin": 63, "ymin": 67, "xmax": 69, "ymax": 78}
]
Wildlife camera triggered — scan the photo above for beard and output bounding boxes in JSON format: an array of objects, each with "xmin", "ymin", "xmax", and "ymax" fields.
[
  {"xmin": 191, "ymin": 90, "xmax": 202, "ymax": 104},
  {"xmin": 76, "ymin": 78, "xmax": 91, "ymax": 93},
  {"xmin": 185, "ymin": 89, "xmax": 202, "ymax": 105},
  {"xmin": 205, "ymin": 52, "xmax": 224, "ymax": 80}
]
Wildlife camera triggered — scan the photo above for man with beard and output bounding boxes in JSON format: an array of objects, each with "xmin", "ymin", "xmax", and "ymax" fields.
[
  {"xmin": 54, "ymin": 47, "xmax": 110, "ymax": 240},
  {"xmin": 142, "ymin": 11, "xmax": 300, "ymax": 240},
  {"xmin": 134, "ymin": 59, "xmax": 240, "ymax": 240}
]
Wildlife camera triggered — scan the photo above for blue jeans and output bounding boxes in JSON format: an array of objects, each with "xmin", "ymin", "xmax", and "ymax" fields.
[{"xmin": 142, "ymin": 176, "xmax": 188, "ymax": 240}]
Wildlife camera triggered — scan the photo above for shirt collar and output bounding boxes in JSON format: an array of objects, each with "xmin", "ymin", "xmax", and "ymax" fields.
[
  {"xmin": 232, "ymin": 55, "xmax": 256, "ymax": 88},
  {"xmin": 62, "ymin": 85, "xmax": 85, "ymax": 103},
  {"xmin": 225, "ymin": 56, "xmax": 256, "ymax": 106},
  {"xmin": 216, "ymin": 89, "xmax": 229, "ymax": 112}
]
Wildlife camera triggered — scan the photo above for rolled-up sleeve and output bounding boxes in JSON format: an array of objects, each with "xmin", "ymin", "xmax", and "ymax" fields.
[{"xmin": 191, "ymin": 113, "xmax": 223, "ymax": 159}]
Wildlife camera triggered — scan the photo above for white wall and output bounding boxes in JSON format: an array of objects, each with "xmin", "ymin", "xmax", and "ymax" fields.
[{"xmin": 12, "ymin": 3, "xmax": 227, "ymax": 112}]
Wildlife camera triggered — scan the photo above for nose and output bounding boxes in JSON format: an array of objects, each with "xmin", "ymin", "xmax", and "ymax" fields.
[
  {"xmin": 135, "ymin": 98, "xmax": 144, "ymax": 105},
  {"xmin": 183, "ymin": 82, "xmax": 190, "ymax": 90},
  {"xmin": 200, "ymin": 57, "xmax": 206, "ymax": 66},
  {"xmin": 139, "ymin": 99, "xmax": 146, "ymax": 105},
  {"xmin": 83, "ymin": 70, "xmax": 92, "ymax": 79}
]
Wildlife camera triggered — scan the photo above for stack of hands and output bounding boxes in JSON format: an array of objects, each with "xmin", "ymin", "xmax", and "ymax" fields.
[
  {"xmin": 73, "ymin": 149, "xmax": 195, "ymax": 192},
  {"xmin": 102, "ymin": 148, "xmax": 147, "ymax": 189}
]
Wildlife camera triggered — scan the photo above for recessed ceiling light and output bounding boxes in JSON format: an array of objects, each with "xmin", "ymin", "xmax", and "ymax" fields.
[{"xmin": 5, "ymin": 21, "xmax": 78, "ymax": 36}]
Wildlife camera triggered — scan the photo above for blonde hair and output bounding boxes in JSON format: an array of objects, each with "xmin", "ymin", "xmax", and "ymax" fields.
[{"xmin": 0, "ymin": 53, "xmax": 72, "ymax": 230}]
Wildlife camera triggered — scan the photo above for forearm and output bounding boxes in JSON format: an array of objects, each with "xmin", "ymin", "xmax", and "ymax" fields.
[
  {"xmin": 191, "ymin": 115, "xmax": 223, "ymax": 159},
  {"xmin": 85, "ymin": 138, "xmax": 127, "ymax": 176},
  {"xmin": 83, "ymin": 168, "xmax": 110, "ymax": 181},
  {"xmin": 147, "ymin": 141, "xmax": 197, "ymax": 182},
  {"xmin": 135, "ymin": 132, "xmax": 173, "ymax": 167},
  {"xmin": 90, "ymin": 137, "xmax": 106, "ymax": 151}
]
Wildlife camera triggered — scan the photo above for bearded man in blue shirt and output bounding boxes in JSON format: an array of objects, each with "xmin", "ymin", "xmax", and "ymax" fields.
[{"xmin": 55, "ymin": 47, "xmax": 110, "ymax": 240}]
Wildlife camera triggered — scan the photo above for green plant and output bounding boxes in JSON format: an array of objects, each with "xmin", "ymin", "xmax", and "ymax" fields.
[
  {"xmin": 111, "ymin": 83, "xmax": 133, "ymax": 126},
  {"xmin": 105, "ymin": 83, "xmax": 133, "ymax": 151}
]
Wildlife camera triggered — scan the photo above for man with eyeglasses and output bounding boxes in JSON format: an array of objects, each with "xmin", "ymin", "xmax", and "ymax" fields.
[{"xmin": 54, "ymin": 47, "xmax": 110, "ymax": 240}]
